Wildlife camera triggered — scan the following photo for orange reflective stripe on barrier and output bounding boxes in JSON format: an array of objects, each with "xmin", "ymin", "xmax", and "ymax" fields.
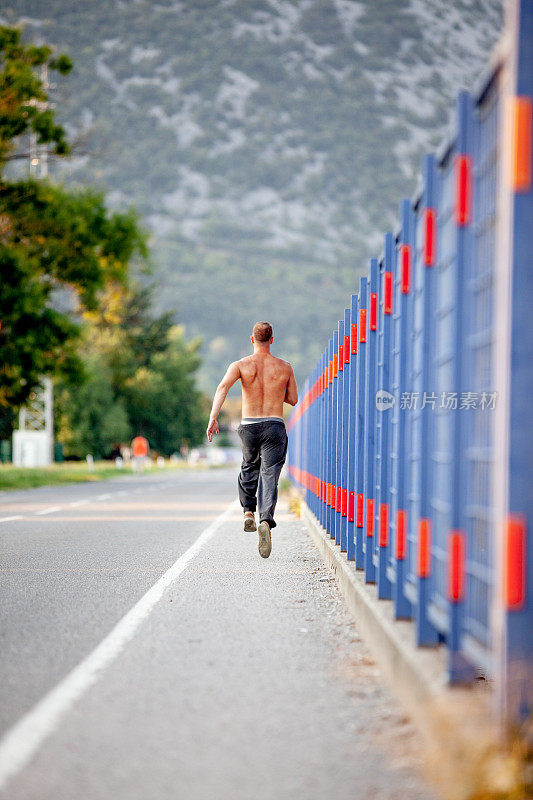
[
  {"xmin": 369, "ymin": 293, "xmax": 377, "ymax": 330},
  {"xmin": 367, "ymin": 498, "xmax": 374, "ymax": 537},
  {"xmin": 348, "ymin": 491, "xmax": 355, "ymax": 522},
  {"xmin": 396, "ymin": 509, "xmax": 407, "ymax": 560},
  {"xmin": 511, "ymin": 96, "xmax": 532, "ymax": 192},
  {"xmin": 359, "ymin": 309, "xmax": 366, "ymax": 342},
  {"xmin": 384, "ymin": 272, "xmax": 393, "ymax": 314},
  {"xmin": 341, "ymin": 488, "xmax": 347, "ymax": 517},
  {"xmin": 424, "ymin": 208, "xmax": 436, "ymax": 266},
  {"xmin": 400, "ymin": 245, "xmax": 411, "ymax": 294},
  {"xmin": 356, "ymin": 493, "xmax": 364, "ymax": 527},
  {"xmin": 505, "ymin": 515, "xmax": 526, "ymax": 610},
  {"xmin": 351, "ymin": 323, "xmax": 358, "ymax": 354},
  {"xmin": 455, "ymin": 155, "xmax": 472, "ymax": 225},
  {"xmin": 448, "ymin": 530, "xmax": 465, "ymax": 602},
  {"xmin": 417, "ymin": 518, "xmax": 431, "ymax": 577},
  {"xmin": 379, "ymin": 503, "xmax": 389, "ymax": 547}
]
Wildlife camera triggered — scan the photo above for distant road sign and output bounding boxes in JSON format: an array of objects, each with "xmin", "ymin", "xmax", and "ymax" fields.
[{"xmin": 132, "ymin": 436, "xmax": 148, "ymax": 458}]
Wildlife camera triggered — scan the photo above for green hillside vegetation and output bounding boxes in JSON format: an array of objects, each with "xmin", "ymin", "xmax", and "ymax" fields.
[{"xmin": 6, "ymin": 0, "xmax": 502, "ymax": 388}]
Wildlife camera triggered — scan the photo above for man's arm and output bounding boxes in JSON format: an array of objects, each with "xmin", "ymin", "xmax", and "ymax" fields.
[
  {"xmin": 284, "ymin": 365, "xmax": 298, "ymax": 406},
  {"xmin": 206, "ymin": 361, "xmax": 241, "ymax": 442}
]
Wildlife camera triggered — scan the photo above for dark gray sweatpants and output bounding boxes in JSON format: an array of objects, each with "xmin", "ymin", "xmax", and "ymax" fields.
[{"xmin": 237, "ymin": 420, "xmax": 288, "ymax": 528}]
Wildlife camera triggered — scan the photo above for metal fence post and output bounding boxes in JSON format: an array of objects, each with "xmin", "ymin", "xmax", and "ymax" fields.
[
  {"xmin": 324, "ymin": 339, "xmax": 333, "ymax": 533},
  {"xmin": 347, "ymin": 294, "xmax": 358, "ymax": 560},
  {"xmin": 340, "ymin": 307, "xmax": 351, "ymax": 551},
  {"xmin": 330, "ymin": 333, "xmax": 336, "ymax": 538},
  {"xmin": 335, "ymin": 320, "xmax": 344, "ymax": 545},
  {"xmin": 364, "ymin": 258, "xmax": 378, "ymax": 583},
  {"xmin": 376, "ymin": 234, "xmax": 394, "ymax": 599},
  {"xmin": 497, "ymin": 0, "xmax": 533, "ymax": 727},
  {"xmin": 447, "ymin": 92, "xmax": 480, "ymax": 682},
  {"xmin": 319, "ymin": 348, "xmax": 327, "ymax": 529},
  {"xmin": 416, "ymin": 155, "xmax": 440, "ymax": 646},
  {"xmin": 391, "ymin": 200, "xmax": 414, "ymax": 619},
  {"xmin": 309, "ymin": 363, "xmax": 316, "ymax": 514},
  {"xmin": 355, "ymin": 280, "xmax": 367, "ymax": 569}
]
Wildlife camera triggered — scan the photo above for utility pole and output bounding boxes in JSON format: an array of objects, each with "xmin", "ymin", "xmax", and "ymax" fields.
[
  {"xmin": 13, "ymin": 62, "xmax": 54, "ymax": 466},
  {"xmin": 29, "ymin": 63, "xmax": 49, "ymax": 179}
]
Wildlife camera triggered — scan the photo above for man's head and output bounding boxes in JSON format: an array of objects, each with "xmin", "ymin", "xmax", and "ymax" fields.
[{"xmin": 251, "ymin": 321, "xmax": 273, "ymax": 347}]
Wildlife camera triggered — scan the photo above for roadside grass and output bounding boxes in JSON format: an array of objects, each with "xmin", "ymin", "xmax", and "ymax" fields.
[
  {"xmin": 278, "ymin": 477, "xmax": 292, "ymax": 494},
  {"xmin": 279, "ymin": 479, "xmax": 303, "ymax": 517},
  {"xmin": 0, "ymin": 460, "xmax": 188, "ymax": 491}
]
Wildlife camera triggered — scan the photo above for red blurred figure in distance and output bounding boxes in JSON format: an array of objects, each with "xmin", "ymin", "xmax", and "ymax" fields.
[{"xmin": 131, "ymin": 435, "xmax": 149, "ymax": 473}]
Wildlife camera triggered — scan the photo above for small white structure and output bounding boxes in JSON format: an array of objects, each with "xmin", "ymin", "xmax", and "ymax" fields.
[{"xmin": 13, "ymin": 379, "xmax": 54, "ymax": 467}]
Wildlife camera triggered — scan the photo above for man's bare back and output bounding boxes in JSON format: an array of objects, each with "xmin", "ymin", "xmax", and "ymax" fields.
[
  {"xmin": 206, "ymin": 325, "xmax": 298, "ymax": 441},
  {"xmin": 239, "ymin": 352, "xmax": 295, "ymax": 418}
]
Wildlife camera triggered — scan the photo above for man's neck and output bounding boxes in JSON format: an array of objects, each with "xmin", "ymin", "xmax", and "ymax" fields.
[{"xmin": 253, "ymin": 344, "xmax": 270, "ymax": 355}]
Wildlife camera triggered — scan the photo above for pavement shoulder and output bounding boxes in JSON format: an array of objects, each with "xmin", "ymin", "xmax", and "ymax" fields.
[{"xmin": 2, "ymin": 486, "xmax": 438, "ymax": 800}]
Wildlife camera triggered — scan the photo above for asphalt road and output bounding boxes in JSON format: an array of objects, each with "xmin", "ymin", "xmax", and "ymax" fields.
[{"xmin": 0, "ymin": 468, "xmax": 437, "ymax": 800}]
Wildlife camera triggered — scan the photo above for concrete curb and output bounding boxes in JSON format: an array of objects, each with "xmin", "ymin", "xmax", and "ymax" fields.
[{"xmin": 296, "ymin": 498, "xmax": 521, "ymax": 800}]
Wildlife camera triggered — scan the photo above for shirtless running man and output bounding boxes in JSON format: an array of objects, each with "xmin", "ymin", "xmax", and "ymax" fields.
[{"xmin": 207, "ymin": 321, "xmax": 298, "ymax": 558}]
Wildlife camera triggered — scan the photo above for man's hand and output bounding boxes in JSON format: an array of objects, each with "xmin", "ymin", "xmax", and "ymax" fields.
[{"xmin": 206, "ymin": 418, "xmax": 219, "ymax": 442}]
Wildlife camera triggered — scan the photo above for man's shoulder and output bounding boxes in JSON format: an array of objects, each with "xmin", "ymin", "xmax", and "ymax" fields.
[
  {"xmin": 269, "ymin": 354, "xmax": 292, "ymax": 371},
  {"xmin": 236, "ymin": 355, "xmax": 255, "ymax": 368},
  {"xmin": 235, "ymin": 355, "xmax": 256, "ymax": 374}
]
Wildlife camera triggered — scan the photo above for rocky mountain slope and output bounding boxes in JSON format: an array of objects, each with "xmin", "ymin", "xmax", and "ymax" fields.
[{"xmin": 9, "ymin": 0, "xmax": 503, "ymax": 389}]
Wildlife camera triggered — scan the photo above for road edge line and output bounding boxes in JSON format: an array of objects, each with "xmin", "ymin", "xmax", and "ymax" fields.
[{"xmin": 0, "ymin": 499, "xmax": 239, "ymax": 791}]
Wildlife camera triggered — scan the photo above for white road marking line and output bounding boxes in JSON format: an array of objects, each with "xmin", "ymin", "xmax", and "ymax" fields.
[
  {"xmin": 96, "ymin": 493, "xmax": 111, "ymax": 501},
  {"xmin": 69, "ymin": 499, "xmax": 89, "ymax": 508},
  {"xmin": 34, "ymin": 507, "xmax": 61, "ymax": 516},
  {"xmin": 0, "ymin": 515, "xmax": 23, "ymax": 523},
  {"xmin": 0, "ymin": 498, "xmax": 238, "ymax": 791}
]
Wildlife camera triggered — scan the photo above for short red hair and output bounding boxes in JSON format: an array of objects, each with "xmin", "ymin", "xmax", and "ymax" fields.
[{"xmin": 253, "ymin": 321, "xmax": 273, "ymax": 342}]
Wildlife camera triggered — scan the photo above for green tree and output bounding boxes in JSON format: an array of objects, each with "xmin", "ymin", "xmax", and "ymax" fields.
[
  {"xmin": 0, "ymin": 25, "xmax": 72, "ymax": 170},
  {"xmin": 56, "ymin": 285, "xmax": 207, "ymax": 458},
  {"xmin": 124, "ymin": 325, "xmax": 206, "ymax": 454},
  {"xmin": 55, "ymin": 354, "xmax": 131, "ymax": 459},
  {"xmin": 0, "ymin": 25, "xmax": 147, "ymax": 422},
  {"xmin": 0, "ymin": 181, "xmax": 146, "ymax": 411}
]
